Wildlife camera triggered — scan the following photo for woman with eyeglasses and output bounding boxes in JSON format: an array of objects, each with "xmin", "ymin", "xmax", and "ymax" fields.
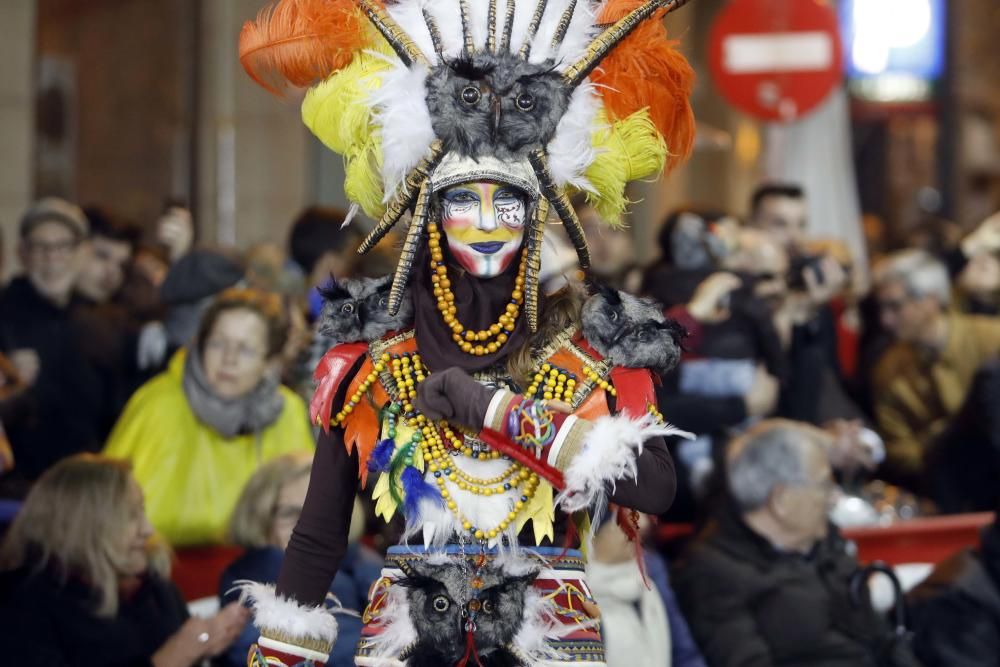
[
  {"xmin": 218, "ymin": 453, "xmax": 382, "ymax": 667},
  {"xmin": 104, "ymin": 288, "xmax": 314, "ymax": 546}
]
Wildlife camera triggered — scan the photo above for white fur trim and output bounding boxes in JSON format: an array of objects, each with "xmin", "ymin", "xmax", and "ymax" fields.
[
  {"xmin": 556, "ymin": 413, "xmax": 693, "ymax": 513},
  {"xmin": 234, "ymin": 581, "xmax": 338, "ymax": 647},
  {"xmin": 258, "ymin": 636, "xmax": 332, "ymax": 663},
  {"xmin": 547, "ymin": 83, "xmax": 603, "ymax": 189},
  {"xmin": 363, "ymin": 582, "xmax": 418, "ymax": 660}
]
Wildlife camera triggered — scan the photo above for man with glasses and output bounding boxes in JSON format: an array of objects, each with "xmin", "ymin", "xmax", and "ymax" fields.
[
  {"xmin": 675, "ymin": 420, "xmax": 920, "ymax": 667},
  {"xmin": 0, "ymin": 198, "xmax": 103, "ymax": 490},
  {"xmin": 872, "ymin": 249, "xmax": 1000, "ymax": 511}
]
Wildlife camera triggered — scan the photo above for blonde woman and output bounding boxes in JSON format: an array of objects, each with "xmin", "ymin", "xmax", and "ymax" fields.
[
  {"xmin": 219, "ymin": 453, "xmax": 382, "ymax": 667},
  {"xmin": 105, "ymin": 288, "xmax": 314, "ymax": 546},
  {"xmin": 0, "ymin": 454, "xmax": 247, "ymax": 666}
]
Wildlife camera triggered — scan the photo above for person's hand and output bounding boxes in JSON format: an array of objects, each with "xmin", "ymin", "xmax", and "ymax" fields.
[
  {"xmin": 687, "ymin": 272, "xmax": 742, "ymax": 324},
  {"xmin": 743, "ymin": 365, "xmax": 779, "ymax": 418},
  {"xmin": 156, "ymin": 207, "xmax": 194, "ymax": 263},
  {"xmin": 200, "ymin": 601, "xmax": 250, "ymax": 657},
  {"xmin": 803, "ymin": 255, "xmax": 848, "ymax": 307},
  {"xmin": 151, "ymin": 617, "xmax": 210, "ymax": 667},
  {"xmin": 825, "ymin": 419, "xmax": 880, "ymax": 473},
  {"xmin": 962, "ymin": 210, "xmax": 1000, "ymax": 258},
  {"xmin": 151, "ymin": 603, "xmax": 249, "ymax": 667},
  {"xmin": 414, "ymin": 367, "xmax": 496, "ymax": 430},
  {"xmin": 8, "ymin": 349, "xmax": 40, "ymax": 386}
]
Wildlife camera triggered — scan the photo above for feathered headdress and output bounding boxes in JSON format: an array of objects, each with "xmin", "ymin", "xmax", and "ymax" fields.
[{"xmin": 240, "ymin": 0, "xmax": 696, "ymax": 329}]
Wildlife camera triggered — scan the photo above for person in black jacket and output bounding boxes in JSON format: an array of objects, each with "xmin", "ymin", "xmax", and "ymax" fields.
[
  {"xmin": 0, "ymin": 199, "xmax": 105, "ymax": 486},
  {"xmin": 0, "ymin": 454, "xmax": 247, "ymax": 666},
  {"xmin": 907, "ymin": 513, "xmax": 1000, "ymax": 667},
  {"xmin": 674, "ymin": 420, "xmax": 920, "ymax": 667}
]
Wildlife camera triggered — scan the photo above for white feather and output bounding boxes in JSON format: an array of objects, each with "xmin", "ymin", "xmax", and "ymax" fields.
[
  {"xmin": 368, "ymin": 59, "xmax": 436, "ymax": 200},
  {"xmin": 547, "ymin": 83, "xmax": 603, "ymax": 189},
  {"xmin": 526, "ymin": 0, "xmax": 598, "ymax": 65},
  {"xmin": 556, "ymin": 413, "xmax": 693, "ymax": 513},
  {"xmin": 364, "ymin": 583, "xmax": 418, "ymax": 660},
  {"xmin": 233, "ymin": 581, "xmax": 339, "ymax": 646},
  {"xmin": 513, "ymin": 587, "xmax": 585, "ymax": 663},
  {"xmin": 385, "ymin": 1, "xmax": 441, "ymax": 65}
]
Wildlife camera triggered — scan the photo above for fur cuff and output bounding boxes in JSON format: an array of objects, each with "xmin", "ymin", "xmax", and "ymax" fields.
[
  {"xmin": 235, "ymin": 581, "xmax": 337, "ymax": 657},
  {"xmin": 556, "ymin": 413, "xmax": 691, "ymax": 513}
]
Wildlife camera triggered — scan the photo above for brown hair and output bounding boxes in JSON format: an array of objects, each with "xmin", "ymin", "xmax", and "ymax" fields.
[
  {"xmin": 228, "ymin": 452, "xmax": 313, "ymax": 548},
  {"xmin": 0, "ymin": 454, "xmax": 170, "ymax": 617},
  {"xmin": 196, "ymin": 287, "xmax": 290, "ymax": 358}
]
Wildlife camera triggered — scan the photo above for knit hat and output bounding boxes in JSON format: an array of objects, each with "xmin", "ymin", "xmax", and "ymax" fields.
[
  {"xmin": 159, "ymin": 249, "xmax": 245, "ymax": 305},
  {"xmin": 19, "ymin": 197, "xmax": 89, "ymax": 240}
]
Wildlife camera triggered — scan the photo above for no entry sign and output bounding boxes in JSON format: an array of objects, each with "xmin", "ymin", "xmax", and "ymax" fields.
[{"xmin": 708, "ymin": 0, "xmax": 843, "ymax": 122}]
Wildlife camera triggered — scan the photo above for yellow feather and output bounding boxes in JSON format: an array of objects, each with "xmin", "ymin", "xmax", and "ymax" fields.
[
  {"xmin": 584, "ymin": 108, "xmax": 667, "ymax": 226},
  {"xmin": 301, "ymin": 51, "xmax": 389, "ymax": 218}
]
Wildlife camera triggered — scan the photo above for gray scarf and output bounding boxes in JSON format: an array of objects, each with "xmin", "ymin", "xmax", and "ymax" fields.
[{"xmin": 182, "ymin": 346, "xmax": 285, "ymax": 438}]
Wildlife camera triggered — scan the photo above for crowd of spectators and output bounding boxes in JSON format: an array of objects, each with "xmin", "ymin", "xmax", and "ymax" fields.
[{"xmin": 0, "ymin": 184, "xmax": 999, "ymax": 666}]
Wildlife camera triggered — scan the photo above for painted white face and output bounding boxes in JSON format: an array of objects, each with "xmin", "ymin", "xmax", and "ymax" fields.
[{"xmin": 440, "ymin": 182, "xmax": 527, "ymax": 278}]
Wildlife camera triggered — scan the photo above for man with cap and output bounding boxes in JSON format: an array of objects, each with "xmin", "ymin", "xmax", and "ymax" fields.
[{"xmin": 0, "ymin": 198, "xmax": 104, "ymax": 490}]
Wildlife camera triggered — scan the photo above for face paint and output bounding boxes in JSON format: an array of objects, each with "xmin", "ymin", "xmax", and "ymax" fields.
[{"xmin": 440, "ymin": 182, "xmax": 527, "ymax": 278}]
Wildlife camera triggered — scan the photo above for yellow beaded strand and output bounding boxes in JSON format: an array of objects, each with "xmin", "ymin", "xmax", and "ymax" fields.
[{"xmin": 428, "ymin": 221, "xmax": 527, "ymax": 356}]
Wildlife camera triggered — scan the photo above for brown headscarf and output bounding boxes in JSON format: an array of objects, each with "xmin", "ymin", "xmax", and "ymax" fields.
[{"xmin": 412, "ymin": 246, "xmax": 532, "ymax": 373}]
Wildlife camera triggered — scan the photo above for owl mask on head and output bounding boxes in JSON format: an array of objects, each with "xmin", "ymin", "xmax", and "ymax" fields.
[{"xmin": 240, "ymin": 0, "xmax": 696, "ymax": 329}]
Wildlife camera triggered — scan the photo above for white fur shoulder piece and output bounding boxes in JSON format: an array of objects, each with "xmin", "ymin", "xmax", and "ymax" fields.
[
  {"xmin": 556, "ymin": 413, "xmax": 692, "ymax": 513},
  {"xmin": 234, "ymin": 580, "xmax": 339, "ymax": 650}
]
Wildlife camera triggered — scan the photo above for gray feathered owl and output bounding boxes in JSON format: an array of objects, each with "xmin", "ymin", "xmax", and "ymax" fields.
[
  {"xmin": 398, "ymin": 558, "xmax": 538, "ymax": 667},
  {"xmin": 581, "ymin": 283, "xmax": 686, "ymax": 374},
  {"xmin": 318, "ymin": 275, "xmax": 414, "ymax": 345}
]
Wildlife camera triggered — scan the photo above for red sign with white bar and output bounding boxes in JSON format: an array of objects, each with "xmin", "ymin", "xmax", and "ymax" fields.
[{"xmin": 708, "ymin": 0, "xmax": 843, "ymax": 122}]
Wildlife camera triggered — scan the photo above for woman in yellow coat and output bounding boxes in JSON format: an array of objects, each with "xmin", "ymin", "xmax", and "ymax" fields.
[{"xmin": 105, "ymin": 288, "xmax": 314, "ymax": 546}]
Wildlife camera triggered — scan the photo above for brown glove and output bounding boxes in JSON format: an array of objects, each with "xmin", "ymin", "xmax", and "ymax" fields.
[{"xmin": 413, "ymin": 367, "xmax": 496, "ymax": 431}]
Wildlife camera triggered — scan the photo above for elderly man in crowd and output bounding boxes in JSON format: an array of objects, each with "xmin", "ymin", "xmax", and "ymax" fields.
[
  {"xmin": 872, "ymin": 249, "xmax": 1000, "ymax": 512},
  {"xmin": 0, "ymin": 199, "xmax": 105, "ymax": 489},
  {"xmin": 674, "ymin": 420, "xmax": 920, "ymax": 667}
]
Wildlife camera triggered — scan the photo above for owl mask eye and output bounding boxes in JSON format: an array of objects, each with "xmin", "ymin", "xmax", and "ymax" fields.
[
  {"xmin": 461, "ymin": 86, "xmax": 481, "ymax": 105},
  {"xmin": 341, "ymin": 303, "xmax": 355, "ymax": 314},
  {"xmin": 481, "ymin": 598, "xmax": 494, "ymax": 614},
  {"xmin": 515, "ymin": 93, "xmax": 534, "ymax": 111},
  {"xmin": 432, "ymin": 595, "xmax": 451, "ymax": 613}
]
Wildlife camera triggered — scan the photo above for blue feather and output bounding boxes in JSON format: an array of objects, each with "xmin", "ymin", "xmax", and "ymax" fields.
[
  {"xmin": 401, "ymin": 466, "xmax": 442, "ymax": 520},
  {"xmin": 367, "ymin": 438, "xmax": 396, "ymax": 473}
]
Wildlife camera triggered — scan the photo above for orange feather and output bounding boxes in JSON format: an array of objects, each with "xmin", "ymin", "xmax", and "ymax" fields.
[
  {"xmin": 591, "ymin": 0, "xmax": 696, "ymax": 169},
  {"xmin": 239, "ymin": 0, "xmax": 375, "ymax": 96}
]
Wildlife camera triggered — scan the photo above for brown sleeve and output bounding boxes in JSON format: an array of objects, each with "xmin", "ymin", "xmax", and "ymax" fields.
[
  {"xmin": 607, "ymin": 435, "xmax": 676, "ymax": 515},
  {"xmin": 276, "ymin": 428, "xmax": 359, "ymax": 607}
]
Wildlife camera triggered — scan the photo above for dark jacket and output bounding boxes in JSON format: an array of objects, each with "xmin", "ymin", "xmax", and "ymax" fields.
[
  {"xmin": 907, "ymin": 521, "xmax": 1000, "ymax": 666},
  {"xmin": 0, "ymin": 565, "xmax": 188, "ymax": 666},
  {"xmin": 219, "ymin": 544, "xmax": 383, "ymax": 667},
  {"xmin": 673, "ymin": 506, "xmax": 921, "ymax": 667},
  {"xmin": 0, "ymin": 278, "xmax": 104, "ymax": 480}
]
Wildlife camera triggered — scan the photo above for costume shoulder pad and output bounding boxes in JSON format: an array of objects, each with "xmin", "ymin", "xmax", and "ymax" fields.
[{"xmin": 580, "ymin": 284, "xmax": 685, "ymax": 374}]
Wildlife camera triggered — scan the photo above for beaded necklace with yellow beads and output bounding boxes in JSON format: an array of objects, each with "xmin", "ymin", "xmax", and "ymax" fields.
[
  {"xmin": 428, "ymin": 220, "xmax": 527, "ymax": 357},
  {"xmin": 336, "ymin": 350, "xmax": 541, "ymax": 543}
]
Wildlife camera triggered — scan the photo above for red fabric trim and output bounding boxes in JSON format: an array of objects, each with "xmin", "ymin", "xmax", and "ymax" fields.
[
  {"xmin": 478, "ymin": 428, "xmax": 566, "ymax": 490},
  {"xmin": 309, "ymin": 342, "xmax": 368, "ymax": 433},
  {"xmin": 609, "ymin": 366, "xmax": 655, "ymax": 419}
]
